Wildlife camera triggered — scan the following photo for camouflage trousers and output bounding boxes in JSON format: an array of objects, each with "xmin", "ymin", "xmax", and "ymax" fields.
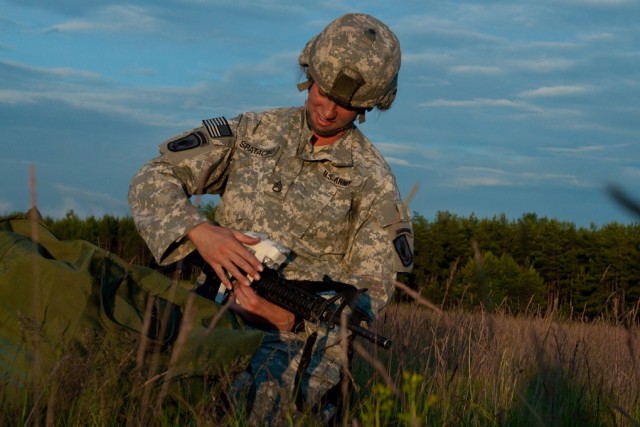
[{"xmin": 232, "ymin": 324, "xmax": 345, "ymax": 426}]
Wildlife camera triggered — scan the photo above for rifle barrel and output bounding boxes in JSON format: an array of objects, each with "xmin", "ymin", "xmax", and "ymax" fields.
[{"xmin": 346, "ymin": 322, "xmax": 392, "ymax": 349}]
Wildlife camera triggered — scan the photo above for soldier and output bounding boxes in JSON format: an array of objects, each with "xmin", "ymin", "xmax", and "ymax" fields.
[{"xmin": 129, "ymin": 13, "xmax": 413, "ymax": 425}]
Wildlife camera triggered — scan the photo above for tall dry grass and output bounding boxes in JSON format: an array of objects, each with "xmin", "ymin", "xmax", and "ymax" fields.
[
  {"xmin": 350, "ymin": 305, "xmax": 640, "ymax": 426},
  {"xmin": 2, "ymin": 299, "xmax": 639, "ymax": 426}
]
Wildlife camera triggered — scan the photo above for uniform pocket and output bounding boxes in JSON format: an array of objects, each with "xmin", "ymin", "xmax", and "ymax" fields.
[{"xmin": 285, "ymin": 170, "xmax": 354, "ymax": 256}]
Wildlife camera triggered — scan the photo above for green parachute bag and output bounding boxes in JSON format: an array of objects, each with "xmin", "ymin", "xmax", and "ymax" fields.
[{"xmin": 0, "ymin": 210, "xmax": 263, "ymax": 413}]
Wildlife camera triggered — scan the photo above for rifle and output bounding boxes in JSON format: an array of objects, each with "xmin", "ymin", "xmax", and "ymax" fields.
[
  {"xmin": 194, "ymin": 233, "xmax": 392, "ymax": 349},
  {"xmin": 250, "ymin": 267, "xmax": 392, "ymax": 349}
]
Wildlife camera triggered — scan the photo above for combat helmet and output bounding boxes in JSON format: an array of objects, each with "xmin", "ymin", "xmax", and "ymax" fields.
[{"xmin": 298, "ymin": 13, "xmax": 401, "ymax": 113}]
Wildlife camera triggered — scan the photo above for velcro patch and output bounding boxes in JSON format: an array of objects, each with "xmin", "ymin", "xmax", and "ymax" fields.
[
  {"xmin": 202, "ymin": 116, "xmax": 232, "ymax": 138},
  {"xmin": 393, "ymin": 234, "xmax": 414, "ymax": 267},
  {"xmin": 167, "ymin": 131, "xmax": 207, "ymax": 152}
]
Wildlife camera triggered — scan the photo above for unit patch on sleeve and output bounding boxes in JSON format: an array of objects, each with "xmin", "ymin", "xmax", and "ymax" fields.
[
  {"xmin": 202, "ymin": 116, "xmax": 233, "ymax": 138},
  {"xmin": 167, "ymin": 131, "xmax": 207, "ymax": 152},
  {"xmin": 393, "ymin": 233, "xmax": 414, "ymax": 267}
]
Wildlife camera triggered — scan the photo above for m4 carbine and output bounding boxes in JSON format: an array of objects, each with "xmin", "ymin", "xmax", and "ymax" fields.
[
  {"xmin": 250, "ymin": 267, "xmax": 392, "ymax": 349},
  {"xmin": 196, "ymin": 264, "xmax": 392, "ymax": 349}
]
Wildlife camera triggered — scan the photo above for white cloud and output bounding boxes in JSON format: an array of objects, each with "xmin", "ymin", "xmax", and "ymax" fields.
[
  {"xmin": 375, "ymin": 142, "xmax": 443, "ymax": 166},
  {"xmin": 385, "ymin": 157, "xmax": 411, "ymax": 166},
  {"xmin": 49, "ymin": 5, "xmax": 159, "ymax": 33},
  {"xmin": 176, "ymin": 0, "xmax": 307, "ymax": 15},
  {"xmin": 393, "ymin": 15, "xmax": 454, "ymax": 34},
  {"xmin": 446, "ymin": 166, "xmax": 586, "ymax": 189},
  {"xmin": 0, "ymin": 89, "xmax": 39, "ymax": 104},
  {"xmin": 403, "ymin": 51, "xmax": 453, "ymax": 66},
  {"xmin": 518, "ymin": 85, "xmax": 594, "ymax": 97},
  {"xmin": 421, "ymin": 98, "xmax": 510, "ymax": 108},
  {"xmin": 542, "ymin": 145, "xmax": 607, "ymax": 154},
  {"xmin": 561, "ymin": 0, "xmax": 637, "ymax": 6},
  {"xmin": 449, "ymin": 65, "xmax": 503, "ymax": 75},
  {"xmin": 527, "ymin": 41, "xmax": 579, "ymax": 49},
  {"xmin": 456, "ymin": 166, "xmax": 508, "ymax": 175},
  {"xmin": 375, "ymin": 142, "xmax": 420, "ymax": 154},
  {"xmin": 419, "ymin": 98, "xmax": 533, "ymax": 111},
  {"xmin": 579, "ymin": 32, "xmax": 616, "ymax": 42},
  {"xmin": 541, "ymin": 143, "xmax": 629, "ymax": 154},
  {"xmin": 520, "ymin": 173, "xmax": 584, "ymax": 187},
  {"xmin": 418, "ymin": 96, "xmax": 595, "ymax": 127},
  {"xmin": 0, "ymin": 59, "xmax": 101, "ymax": 79},
  {"xmin": 395, "ymin": 14, "xmax": 504, "ymax": 44},
  {"xmin": 451, "ymin": 176, "xmax": 513, "ymax": 188},
  {"xmin": 507, "ymin": 58, "xmax": 575, "ymax": 73},
  {"xmin": 447, "ymin": 167, "xmax": 512, "ymax": 188}
]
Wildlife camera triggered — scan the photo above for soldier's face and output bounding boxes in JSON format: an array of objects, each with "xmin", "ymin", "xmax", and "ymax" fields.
[{"xmin": 306, "ymin": 83, "xmax": 358, "ymax": 137}]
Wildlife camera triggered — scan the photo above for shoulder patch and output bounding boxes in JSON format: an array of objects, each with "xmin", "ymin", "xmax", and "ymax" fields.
[
  {"xmin": 167, "ymin": 131, "xmax": 207, "ymax": 152},
  {"xmin": 394, "ymin": 233, "xmax": 414, "ymax": 267},
  {"xmin": 202, "ymin": 116, "xmax": 233, "ymax": 138}
]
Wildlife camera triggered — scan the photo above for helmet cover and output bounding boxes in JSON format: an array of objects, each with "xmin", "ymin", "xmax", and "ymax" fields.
[{"xmin": 298, "ymin": 13, "xmax": 401, "ymax": 110}]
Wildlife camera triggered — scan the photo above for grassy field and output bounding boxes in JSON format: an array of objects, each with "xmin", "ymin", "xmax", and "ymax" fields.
[
  {"xmin": 3, "ymin": 301, "xmax": 639, "ymax": 426},
  {"xmin": 352, "ymin": 305, "xmax": 640, "ymax": 426}
]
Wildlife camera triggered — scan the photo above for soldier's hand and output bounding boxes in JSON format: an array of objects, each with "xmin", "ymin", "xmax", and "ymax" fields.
[
  {"xmin": 187, "ymin": 223, "xmax": 263, "ymax": 289},
  {"xmin": 229, "ymin": 282, "xmax": 295, "ymax": 331}
]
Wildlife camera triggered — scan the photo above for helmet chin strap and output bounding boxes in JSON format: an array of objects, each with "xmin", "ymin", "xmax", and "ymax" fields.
[{"xmin": 305, "ymin": 108, "xmax": 356, "ymax": 138}]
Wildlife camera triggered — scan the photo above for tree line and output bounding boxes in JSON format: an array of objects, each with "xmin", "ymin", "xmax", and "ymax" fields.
[
  {"xmin": 405, "ymin": 211, "xmax": 640, "ymax": 321},
  {"xmin": 25, "ymin": 205, "xmax": 640, "ymax": 321}
]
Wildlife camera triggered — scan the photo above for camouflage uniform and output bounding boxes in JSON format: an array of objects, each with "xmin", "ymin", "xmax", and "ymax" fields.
[
  {"xmin": 128, "ymin": 12, "xmax": 413, "ymax": 425},
  {"xmin": 129, "ymin": 107, "xmax": 412, "ymax": 313}
]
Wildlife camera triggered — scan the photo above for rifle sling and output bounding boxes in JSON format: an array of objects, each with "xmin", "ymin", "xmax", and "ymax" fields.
[{"xmin": 293, "ymin": 331, "xmax": 318, "ymax": 411}]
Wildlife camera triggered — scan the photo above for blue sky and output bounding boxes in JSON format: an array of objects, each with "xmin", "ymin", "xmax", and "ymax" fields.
[{"xmin": 1, "ymin": 0, "xmax": 639, "ymax": 227}]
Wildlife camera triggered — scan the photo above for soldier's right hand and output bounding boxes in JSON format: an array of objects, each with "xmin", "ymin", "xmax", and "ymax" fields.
[
  {"xmin": 187, "ymin": 223, "xmax": 263, "ymax": 289},
  {"xmin": 228, "ymin": 281, "xmax": 295, "ymax": 331}
]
